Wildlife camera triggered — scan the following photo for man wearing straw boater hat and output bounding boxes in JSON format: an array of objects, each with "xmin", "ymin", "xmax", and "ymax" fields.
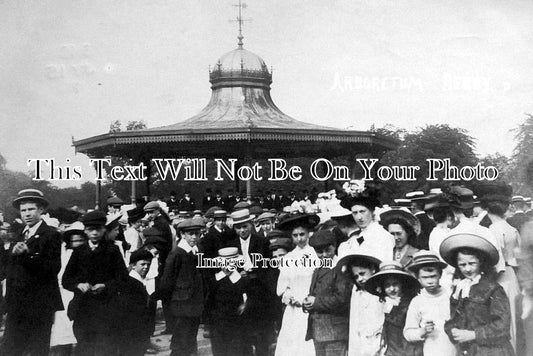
[
  {"xmin": 2, "ymin": 189, "xmax": 63, "ymax": 356},
  {"xmin": 208, "ymin": 247, "xmax": 248, "ymax": 356},
  {"xmin": 225, "ymin": 208, "xmax": 274, "ymax": 356}
]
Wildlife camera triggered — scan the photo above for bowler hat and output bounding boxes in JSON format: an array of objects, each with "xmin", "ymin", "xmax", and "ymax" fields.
[
  {"xmin": 439, "ymin": 231, "xmax": 499, "ymax": 268},
  {"xmin": 81, "ymin": 211, "xmax": 107, "ymax": 228},
  {"xmin": 406, "ymin": 250, "xmax": 447, "ymax": 272},
  {"xmin": 365, "ymin": 261, "xmax": 420, "ymax": 297},
  {"xmin": 309, "ymin": 230, "xmax": 336, "ymax": 249},
  {"xmin": 249, "ymin": 205, "xmax": 263, "ymax": 217},
  {"xmin": 127, "ymin": 207, "xmax": 145, "ymax": 222},
  {"xmin": 130, "ymin": 249, "xmax": 154, "ymax": 265},
  {"xmin": 12, "ymin": 189, "xmax": 49, "ymax": 209},
  {"xmin": 230, "ymin": 209, "xmax": 255, "ymax": 225},
  {"xmin": 277, "ymin": 213, "xmax": 319, "ymax": 231}
]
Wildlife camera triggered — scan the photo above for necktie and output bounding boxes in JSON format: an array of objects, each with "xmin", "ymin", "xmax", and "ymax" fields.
[
  {"xmin": 23, "ymin": 229, "xmax": 30, "ymax": 242},
  {"xmin": 357, "ymin": 236, "xmax": 364, "ymax": 245}
]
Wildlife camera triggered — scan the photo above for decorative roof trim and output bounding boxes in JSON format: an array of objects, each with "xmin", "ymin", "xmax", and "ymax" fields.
[{"xmin": 73, "ymin": 129, "xmax": 397, "ymax": 152}]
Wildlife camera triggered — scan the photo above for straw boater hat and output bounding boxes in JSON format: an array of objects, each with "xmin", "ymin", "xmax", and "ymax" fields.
[
  {"xmin": 406, "ymin": 250, "xmax": 447, "ymax": 273},
  {"xmin": 439, "ymin": 230, "xmax": 499, "ymax": 268},
  {"xmin": 218, "ymin": 247, "xmax": 240, "ymax": 259},
  {"xmin": 12, "ymin": 189, "xmax": 49, "ymax": 208},
  {"xmin": 277, "ymin": 213, "xmax": 320, "ymax": 231},
  {"xmin": 230, "ymin": 209, "xmax": 255, "ymax": 225},
  {"xmin": 212, "ymin": 209, "xmax": 227, "ymax": 219},
  {"xmin": 365, "ymin": 261, "xmax": 420, "ymax": 297}
]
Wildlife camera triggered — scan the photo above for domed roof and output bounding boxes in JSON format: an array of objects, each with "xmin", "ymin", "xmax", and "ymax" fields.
[
  {"xmin": 214, "ymin": 47, "xmax": 269, "ymax": 73},
  {"xmin": 209, "ymin": 46, "xmax": 272, "ymax": 89}
]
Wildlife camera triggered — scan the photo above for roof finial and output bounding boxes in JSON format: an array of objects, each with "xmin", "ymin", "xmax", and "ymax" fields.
[{"xmin": 232, "ymin": 0, "xmax": 251, "ymax": 48}]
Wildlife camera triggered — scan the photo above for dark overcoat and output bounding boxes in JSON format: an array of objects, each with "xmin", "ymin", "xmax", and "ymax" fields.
[
  {"xmin": 62, "ymin": 239, "xmax": 128, "ymax": 330},
  {"xmin": 305, "ymin": 266, "xmax": 352, "ymax": 342},
  {"xmin": 4, "ymin": 221, "xmax": 63, "ymax": 318}
]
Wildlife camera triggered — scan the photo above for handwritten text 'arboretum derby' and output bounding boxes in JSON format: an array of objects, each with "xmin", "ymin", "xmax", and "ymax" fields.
[{"xmin": 28, "ymin": 158, "xmax": 499, "ymax": 182}]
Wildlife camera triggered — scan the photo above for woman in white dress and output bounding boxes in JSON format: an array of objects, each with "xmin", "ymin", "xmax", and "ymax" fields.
[
  {"xmin": 275, "ymin": 213, "xmax": 320, "ymax": 356},
  {"xmin": 50, "ymin": 222, "xmax": 86, "ymax": 355}
]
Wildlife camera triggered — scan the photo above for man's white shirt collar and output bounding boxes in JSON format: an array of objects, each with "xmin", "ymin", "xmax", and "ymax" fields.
[
  {"xmin": 177, "ymin": 238, "xmax": 198, "ymax": 254},
  {"xmin": 24, "ymin": 220, "xmax": 43, "ymax": 238},
  {"xmin": 215, "ymin": 270, "xmax": 242, "ymax": 283}
]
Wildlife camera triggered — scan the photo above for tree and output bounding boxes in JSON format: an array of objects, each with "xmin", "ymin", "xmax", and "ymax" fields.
[
  {"xmin": 376, "ymin": 124, "xmax": 477, "ymax": 201},
  {"xmin": 508, "ymin": 114, "xmax": 533, "ymax": 195}
]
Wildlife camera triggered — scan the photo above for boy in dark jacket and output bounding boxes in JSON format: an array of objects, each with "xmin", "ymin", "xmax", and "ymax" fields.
[
  {"xmin": 116, "ymin": 248, "xmax": 156, "ymax": 355},
  {"xmin": 303, "ymin": 230, "xmax": 352, "ymax": 356}
]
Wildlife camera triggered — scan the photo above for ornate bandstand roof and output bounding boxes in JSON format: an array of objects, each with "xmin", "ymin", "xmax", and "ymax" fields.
[{"xmin": 73, "ymin": 22, "xmax": 397, "ymax": 160}]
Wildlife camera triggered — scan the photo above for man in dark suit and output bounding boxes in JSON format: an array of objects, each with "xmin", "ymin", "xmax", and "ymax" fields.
[
  {"xmin": 225, "ymin": 209, "xmax": 275, "ymax": 356},
  {"xmin": 304, "ymin": 230, "xmax": 351, "ymax": 356},
  {"xmin": 158, "ymin": 217, "xmax": 206, "ymax": 356},
  {"xmin": 202, "ymin": 188, "xmax": 216, "ymax": 210},
  {"xmin": 508, "ymin": 195, "xmax": 530, "ymax": 232},
  {"xmin": 62, "ymin": 210, "xmax": 128, "ymax": 355},
  {"xmin": 223, "ymin": 189, "xmax": 237, "ymax": 212},
  {"xmin": 179, "ymin": 191, "xmax": 196, "ymax": 212},
  {"xmin": 1, "ymin": 189, "xmax": 63, "ymax": 356},
  {"xmin": 409, "ymin": 194, "xmax": 435, "ymax": 250}
]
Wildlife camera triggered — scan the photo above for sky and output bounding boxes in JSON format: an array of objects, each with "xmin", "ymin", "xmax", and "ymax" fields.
[{"xmin": 1, "ymin": 0, "xmax": 533, "ymax": 187}]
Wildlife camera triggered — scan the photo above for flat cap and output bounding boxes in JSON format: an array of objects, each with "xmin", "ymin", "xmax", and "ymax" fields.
[
  {"xmin": 177, "ymin": 217, "xmax": 205, "ymax": 232},
  {"xmin": 106, "ymin": 196, "xmax": 124, "ymax": 206},
  {"xmin": 143, "ymin": 201, "xmax": 160, "ymax": 212}
]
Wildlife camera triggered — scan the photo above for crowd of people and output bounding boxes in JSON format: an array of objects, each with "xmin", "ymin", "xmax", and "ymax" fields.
[{"xmin": 0, "ymin": 180, "xmax": 533, "ymax": 356}]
